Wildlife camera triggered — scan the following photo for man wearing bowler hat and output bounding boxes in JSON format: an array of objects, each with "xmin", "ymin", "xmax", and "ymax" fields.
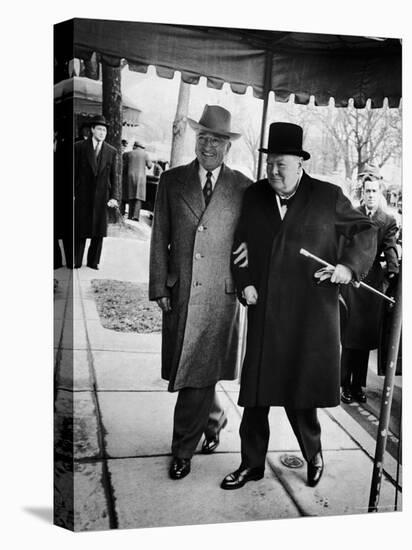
[
  {"xmin": 221, "ymin": 122, "xmax": 377, "ymax": 490},
  {"xmin": 149, "ymin": 105, "xmax": 251, "ymax": 480},
  {"xmin": 74, "ymin": 115, "xmax": 119, "ymax": 269}
]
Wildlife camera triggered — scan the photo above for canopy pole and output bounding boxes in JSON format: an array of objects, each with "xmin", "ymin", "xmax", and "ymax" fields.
[
  {"xmin": 368, "ymin": 270, "xmax": 402, "ymax": 512},
  {"xmin": 257, "ymin": 51, "xmax": 273, "ymax": 180}
]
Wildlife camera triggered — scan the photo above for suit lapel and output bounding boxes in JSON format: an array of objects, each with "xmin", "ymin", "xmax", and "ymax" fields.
[
  {"xmin": 178, "ymin": 160, "xmax": 204, "ymax": 220},
  {"xmin": 201, "ymin": 164, "xmax": 233, "ymax": 223},
  {"xmin": 86, "ymin": 138, "xmax": 98, "ymax": 175},
  {"xmin": 97, "ymin": 142, "xmax": 110, "ymax": 174}
]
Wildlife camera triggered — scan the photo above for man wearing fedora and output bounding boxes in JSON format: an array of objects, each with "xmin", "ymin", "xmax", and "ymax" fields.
[
  {"xmin": 221, "ymin": 122, "xmax": 377, "ymax": 490},
  {"xmin": 149, "ymin": 105, "xmax": 251, "ymax": 480},
  {"xmin": 74, "ymin": 115, "xmax": 119, "ymax": 269},
  {"xmin": 122, "ymin": 140, "xmax": 152, "ymax": 221}
]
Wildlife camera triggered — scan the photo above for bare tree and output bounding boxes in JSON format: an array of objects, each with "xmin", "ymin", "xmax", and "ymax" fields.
[{"xmin": 316, "ymin": 103, "xmax": 402, "ymax": 179}]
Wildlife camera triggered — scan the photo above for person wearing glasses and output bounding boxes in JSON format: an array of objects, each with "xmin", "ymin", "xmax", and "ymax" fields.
[{"xmin": 149, "ymin": 105, "xmax": 251, "ymax": 480}]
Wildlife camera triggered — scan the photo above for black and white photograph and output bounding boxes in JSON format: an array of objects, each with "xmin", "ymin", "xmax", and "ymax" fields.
[
  {"xmin": 3, "ymin": 1, "xmax": 409, "ymax": 548},
  {"xmin": 52, "ymin": 15, "xmax": 403, "ymax": 532}
]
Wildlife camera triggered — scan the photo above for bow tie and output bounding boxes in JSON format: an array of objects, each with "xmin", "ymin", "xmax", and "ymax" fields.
[{"xmin": 278, "ymin": 195, "xmax": 294, "ymax": 207}]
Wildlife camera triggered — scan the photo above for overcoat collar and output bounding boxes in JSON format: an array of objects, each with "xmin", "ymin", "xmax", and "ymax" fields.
[
  {"xmin": 178, "ymin": 159, "xmax": 234, "ymax": 221},
  {"xmin": 179, "ymin": 159, "xmax": 204, "ymax": 219},
  {"xmin": 259, "ymin": 170, "xmax": 313, "ymax": 232},
  {"xmin": 360, "ymin": 204, "xmax": 386, "ymax": 226},
  {"xmin": 86, "ymin": 138, "xmax": 108, "ymax": 175}
]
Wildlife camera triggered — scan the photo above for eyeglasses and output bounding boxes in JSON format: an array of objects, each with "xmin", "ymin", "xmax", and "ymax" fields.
[{"xmin": 197, "ymin": 135, "xmax": 228, "ymax": 147}]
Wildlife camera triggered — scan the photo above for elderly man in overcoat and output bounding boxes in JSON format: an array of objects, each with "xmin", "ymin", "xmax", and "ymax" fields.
[
  {"xmin": 149, "ymin": 105, "xmax": 251, "ymax": 480},
  {"xmin": 221, "ymin": 122, "xmax": 376, "ymax": 490},
  {"xmin": 340, "ymin": 170, "xmax": 399, "ymax": 404},
  {"xmin": 74, "ymin": 115, "xmax": 119, "ymax": 269}
]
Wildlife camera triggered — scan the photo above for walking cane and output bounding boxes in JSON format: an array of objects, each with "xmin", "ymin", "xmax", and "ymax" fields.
[
  {"xmin": 368, "ymin": 270, "xmax": 402, "ymax": 512},
  {"xmin": 299, "ymin": 248, "xmax": 395, "ymax": 305}
]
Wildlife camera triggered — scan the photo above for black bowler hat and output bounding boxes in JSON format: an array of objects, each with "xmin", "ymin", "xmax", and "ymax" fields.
[
  {"xmin": 259, "ymin": 122, "xmax": 310, "ymax": 160},
  {"xmin": 90, "ymin": 115, "xmax": 109, "ymax": 128}
]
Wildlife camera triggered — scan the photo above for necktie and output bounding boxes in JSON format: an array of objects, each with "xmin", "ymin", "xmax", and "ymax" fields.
[
  {"xmin": 203, "ymin": 171, "xmax": 213, "ymax": 207},
  {"xmin": 95, "ymin": 143, "xmax": 100, "ymax": 161},
  {"xmin": 368, "ymin": 211, "xmax": 372, "ymax": 218}
]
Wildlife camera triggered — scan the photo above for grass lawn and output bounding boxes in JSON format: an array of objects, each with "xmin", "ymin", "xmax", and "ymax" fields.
[{"xmin": 91, "ymin": 279, "xmax": 162, "ymax": 333}]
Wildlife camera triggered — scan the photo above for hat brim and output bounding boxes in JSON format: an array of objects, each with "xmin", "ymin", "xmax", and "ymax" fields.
[
  {"xmin": 258, "ymin": 147, "xmax": 310, "ymax": 160},
  {"xmin": 187, "ymin": 118, "xmax": 241, "ymax": 140}
]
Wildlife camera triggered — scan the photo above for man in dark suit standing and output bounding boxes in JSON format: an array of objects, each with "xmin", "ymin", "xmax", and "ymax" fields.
[
  {"xmin": 221, "ymin": 122, "xmax": 376, "ymax": 490},
  {"xmin": 340, "ymin": 169, "xmax": 399, "ymax": 404},
  {"xmin": 74, "ymin": 115, "xmax": 119, "ymax": 269}
]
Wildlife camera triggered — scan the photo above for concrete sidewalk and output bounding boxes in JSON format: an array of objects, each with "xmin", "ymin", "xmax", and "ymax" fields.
[{"xmin": 53, "ymin": 228, "xmax": 401, "ymax": 532}]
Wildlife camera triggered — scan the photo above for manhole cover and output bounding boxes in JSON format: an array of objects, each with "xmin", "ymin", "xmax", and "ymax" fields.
[{"xmin": 279, "ymin": 454, "xmax": 304, "ymax": 469}]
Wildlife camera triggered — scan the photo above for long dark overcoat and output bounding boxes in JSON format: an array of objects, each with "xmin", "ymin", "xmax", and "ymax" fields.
[
  {"xmin": 149, "ymin": 160, "xmax": 251, "ymax": 392},
  {"xmin": 341, "ymin": 205, "xmax": 399, "ymax": 350},
  {"xmin": 232, "ymin": 172, "xmax": 376, "ymax": 409},
  {"xmin": 74, "ymin": 138, "xmax": 118, "ymax": 238}
]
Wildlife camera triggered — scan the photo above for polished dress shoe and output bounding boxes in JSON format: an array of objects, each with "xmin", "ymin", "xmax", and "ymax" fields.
[
  {"xmin": 87, "ymin": 263, "xmax": 99, "ymax": 270},
  {"xmin": 352, "ymin": 387, "xmax": 367, "ymax": 403},
  {"xmin": 307, "ymin": 452, "xmax": 324, "ymax": 487},
  {"xmin": 221, "ymin": 466, "xmax": 264, "ymax": 490},
  {"xmin": 341, "ymin": 388, "xmax": 353, "ymax": 404},
  {"xmin": 201, "ymin": 418, "xmax": 228, "ymax": 454},
  {"xmin": 169, "ymin": 457, "xmax": 191, "ymax": 480}
]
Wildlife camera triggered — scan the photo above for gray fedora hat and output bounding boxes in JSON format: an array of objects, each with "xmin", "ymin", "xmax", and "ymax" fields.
[
  {"xmin": 259, "ymin": 122, "xmax": 310, "ymax": 160},
  {"xmin": 187, "ymin": 105, "xmax": 241, "ymax": 140}
]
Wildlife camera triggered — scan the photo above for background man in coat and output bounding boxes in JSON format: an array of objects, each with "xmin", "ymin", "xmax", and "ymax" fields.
[
  {"xmin": 340, "ymin": 169, "xmax": 399, "ymax": 404},
  {"xmin": 74, "ymin": 115, "xmax": 119, "ymax": 269},
  {"xmin": 221, "ymin": 122, "xmax": 376, "ymax": 490},
  {"xmin": 149, "ymin": 105, "xmax": 251, "ymax": 480},
  {"xmin": 122, "ymin": 140, "xmax": 152, "ymax": 221}
]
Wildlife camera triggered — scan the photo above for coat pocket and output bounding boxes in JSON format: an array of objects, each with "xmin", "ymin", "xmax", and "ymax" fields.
[
  {"xmin": 225, "ymin": 278, "xmax": 236, "ymax": 294},
  {"xmin": 166, "ymin": 272, "xmax": 178, "ymax": 288}
]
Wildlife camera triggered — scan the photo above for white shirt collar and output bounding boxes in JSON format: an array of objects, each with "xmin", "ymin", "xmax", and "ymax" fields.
[
  {"xmin": 275, "ymin": 169, "xmax": 303, "ymax": 220},
  {"xmin": 198, "ymin": 164, "xmax": 222, "ymax": 189}
]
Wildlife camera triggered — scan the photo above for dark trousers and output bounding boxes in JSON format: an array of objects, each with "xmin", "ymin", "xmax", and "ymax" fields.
[
  {"xmin": 240, "ymin": 406, "xmax": 321, "ymax": 469},
  {"xmin": 128, "ymin": 199, "xmax": 142, "ymax": 221},
  {"xmin": 340, "ymin": 347, "xmax": 370, "ymax": 389},
  {"xmin": 54, "ymin": 238, "xmax": 73, "ymax": 269},
  {"xmin": 75, "ymin": 237, "xmax": 103, "ymax": 268},
  {"xmin": 171, "ymin": 386, "xmax": 226, "ymax": 459}
]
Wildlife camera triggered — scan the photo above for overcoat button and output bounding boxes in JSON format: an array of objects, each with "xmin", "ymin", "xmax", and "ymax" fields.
[
  {"xmin": 198, "ymin": 225, "xmax": 204, "ymax": 232},
  {"xmin": 195, "ymin": 253, "xmax": 202, "ymax": 260}
]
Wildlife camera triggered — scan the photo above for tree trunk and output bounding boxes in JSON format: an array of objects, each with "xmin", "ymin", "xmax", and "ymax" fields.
[
  {"xmin": 170, "ymin": 79, "xmax": 191, "ymax": 168},
  {"xmin": 102, "ymin": 62, "xmax": 123, "ymax": 218}
]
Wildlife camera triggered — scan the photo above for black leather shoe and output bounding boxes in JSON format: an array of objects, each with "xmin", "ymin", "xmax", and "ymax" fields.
[
  {"xmin": 201, "ymin": 418, "xmax": 228, "ymax": 454},
  {"xmin": 220, "ymin": 466, "xmax": 264, "ymax": 490},
  {"xmin": 307, "ymin": 452, "xmax": 324, "ymax": 487},
  {"xmin": 352, "ymin": 388, "xmax": 367, "ymax": 403},
  {"xmin": 341, "ymin": 389, "xmax": 353, "ymax": 404},
  {"xmin": 169, "ymin": 457, "xmax": 191, "ymax": 480},
  {"xmin": 87, "ymin": 264, "xmax": 99, "ymax": 270}
]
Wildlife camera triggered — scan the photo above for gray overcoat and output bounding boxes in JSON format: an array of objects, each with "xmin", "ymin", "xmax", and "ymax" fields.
[
  {"xmin": 149, "ymin": 159, "xmax": 251, "ymax": 391},
  {"xmin": 122, "ymin": 148, "xmax": 152, "ymax": 201}
]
